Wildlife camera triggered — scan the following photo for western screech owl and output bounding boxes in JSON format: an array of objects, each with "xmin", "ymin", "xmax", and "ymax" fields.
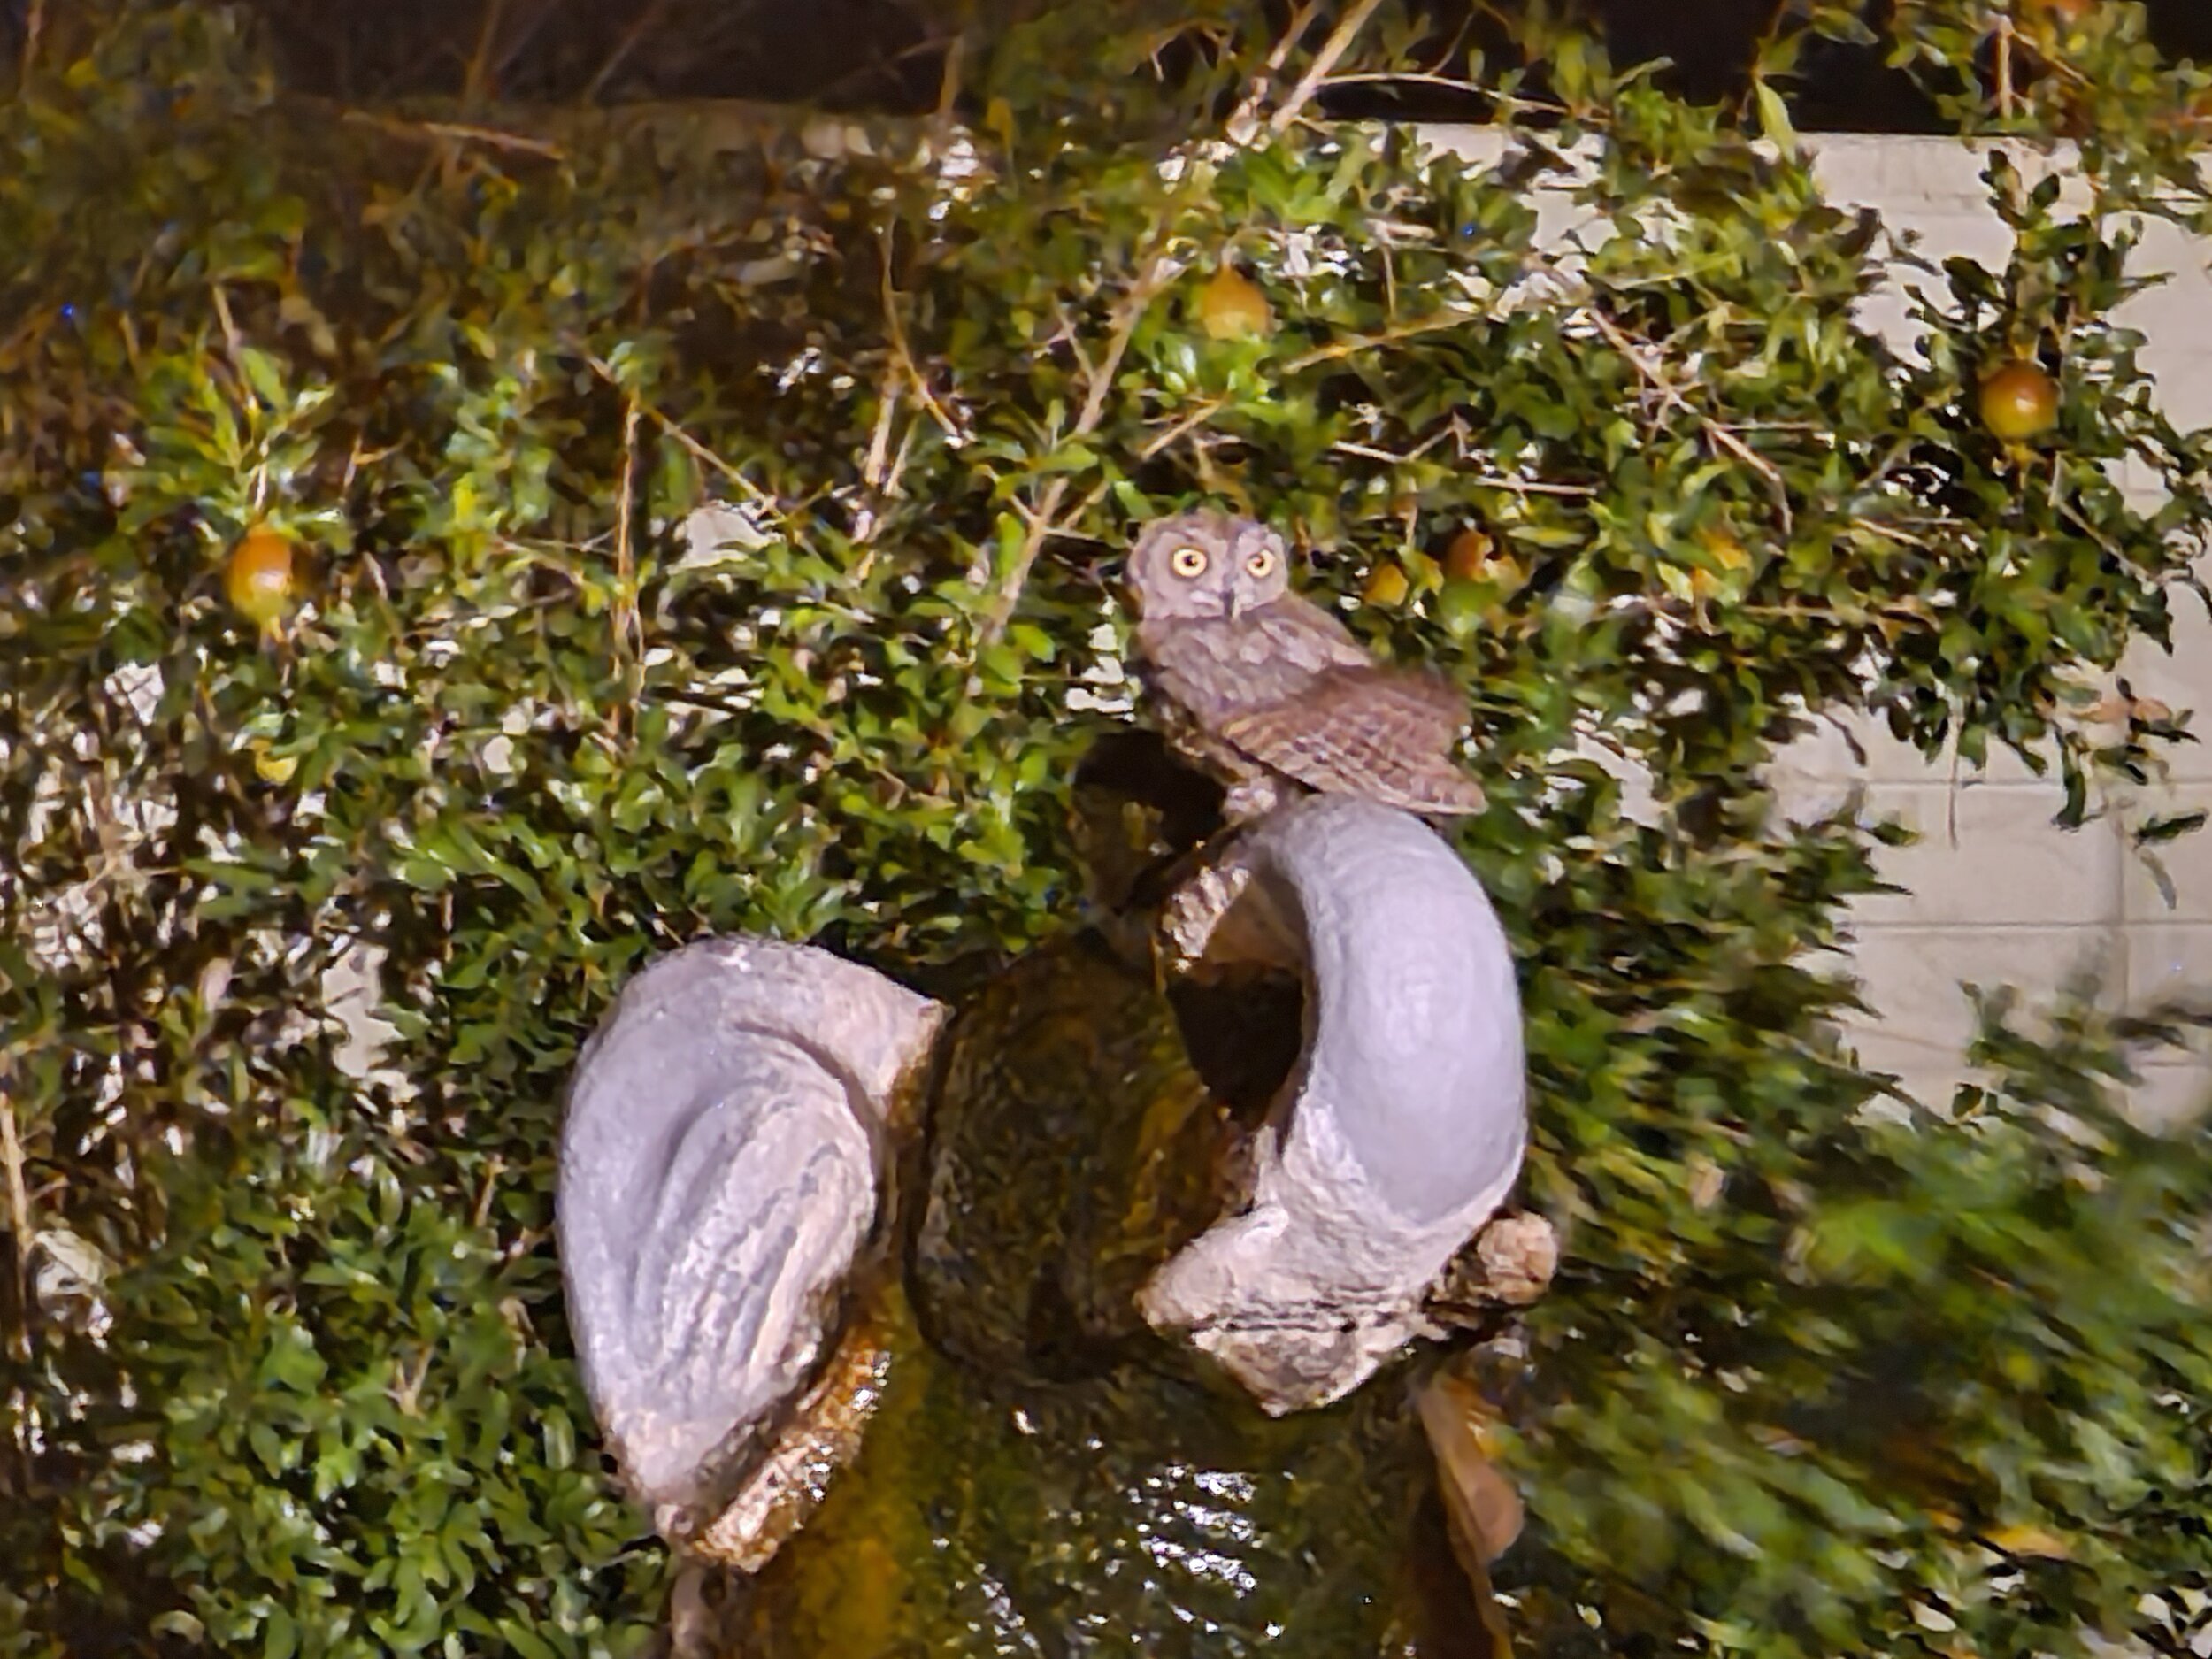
[{"xmin": 1125, "ymin": 511, "xmax": 1488, "ymax": 822}]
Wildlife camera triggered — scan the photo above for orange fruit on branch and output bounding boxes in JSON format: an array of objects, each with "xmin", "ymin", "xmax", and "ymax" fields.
[
  {"xmin": 1362, "ymin": 562, "xmax": 1410, "ymax": 608},
  {"xmin": 225, "ymin": 528, "xmax": 297, "ymax": 628},
  {"xmin": 1978, "ymin": 360, "xmax": 2060, "ymax": 442},
  {"xmin": 1195, "ymin": 265, "xmax": 1274, "ymax": 342},
  {"xmin": 1443, "ymin": 527, "xmax": 1495, "ymax": 582}
]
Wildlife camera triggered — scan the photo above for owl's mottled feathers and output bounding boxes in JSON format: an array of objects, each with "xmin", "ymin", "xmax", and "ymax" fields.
[{"xmin": 1125, "ymin": 511, "xmax": 1487, "ymax": 818}]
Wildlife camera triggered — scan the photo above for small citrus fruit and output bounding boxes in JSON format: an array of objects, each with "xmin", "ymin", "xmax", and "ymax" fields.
[
  {"xmin": 1443, "ymin": 527, "xmax": 1494, "ymax": 582},
  {"xmin": 1978, "ymin": 360, "xmax": 2059, "ymax": 442},
  {"xmin": 1362, "ymin": 562, "xmax": 1410, "ymax": 608},
  {"xmin": 1195, "ymin": 265, "xmax": 1273, "ymax": 342},
  {"xmin": 226, "ymin": 529, "xmax": 296, "ymax": 627},
  {"xmin": 252, "ymin": 746, "xmax": 299, "ymax": 785}
]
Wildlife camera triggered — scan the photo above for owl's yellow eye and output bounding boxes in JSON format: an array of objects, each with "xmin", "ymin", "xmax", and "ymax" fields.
[
  {"xmin": 1170, "ymin": 546, "xmax": 1210, "ymax": 579},
  {"xmin": 1245, "ymin": 548, "xmax": 1277, "ymax": 579}
]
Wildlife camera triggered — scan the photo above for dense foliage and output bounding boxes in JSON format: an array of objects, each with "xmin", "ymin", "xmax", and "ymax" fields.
[{"xmin": 8, "ymin": 1, "xmax": 2212, "ymax": 1654}]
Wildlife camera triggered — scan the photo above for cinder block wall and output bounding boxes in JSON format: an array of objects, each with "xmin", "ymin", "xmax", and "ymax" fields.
[{"xmin": 1424, "ymin": 129, "xmax": 2212, "ymax": 1118}]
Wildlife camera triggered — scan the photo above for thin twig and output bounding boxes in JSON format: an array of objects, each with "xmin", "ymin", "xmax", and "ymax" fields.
[
  {"xmin": 1270, "ymin": 0, "xmax": 1388, "ymax": 134},
  {"xmin": 1329, "ymin": 438, "xmax": 1597, "ymax": 496},
  {"xmin": 19, "ymin": 0, "xmax": 42, "ymax": 92},
  {"xmin": 1586, "ymin": 309, "xmax": 1793, "ymax": 533},
  {"xmin": 808, "ymin": 34, "xmax": 965, "ymax": 110},
  {"xmin": 656, "ymin": 413, "xmax": 773, "ymax": 503},
  {"xmin": 1469, "ymin": 476, "xmax": 1600, "ymax": 501},
  {"xmin": 1077, "ymin": 257, "xmax": 1168, "ymax": 434},
  {"xmin": 582, "ymin": 353, "xmax": 780, "ymax": 510},
  {"xmin": 340, "ymin": 109, "xmax": 566, "ymax": 160},
  {"xmin": 584, "ymin": 0, "xmax": 670, "ymax": 104},
  {"xmin": 1141, "ymin": 399, "xmax": 1228, "ymax": 461},
  {"xmin": 612, "ymin": 394, "xmax": 642, "ymax": 705},
  {"xmin": 491, "ymin": 0, "xmax": 562, "ymax": 89},
  {"xmin": 878, "ymin": 230, "xmax": 962, "ymax": 442},
  {"xmin": 1848, "ymin": 517, "xmax": 1938, "ymax": 551},
  {"xmin": 986, "ymin": 477, "xmax": 1072, "ymax": 643},
  {"xmin": 854, "ymin": 411, "xmax": 917, "ymax": 583},
  {"xmin": 1327, "ymin": 429, "xmax": 1453, "ymax": 466},
  {"xmin": 1736, "ymin": 0, "xmax": 1794, "ymax": 128},
  {"xmin": 1285, "ymin": 307, "xmax": 1481, "ymax": 371},
  {"xmin": 1226, "ymin": 0, "xmax": 1323, "ymax": 144},
  {"xmin": 979, "ymin": 254, "xmax": 1171, "ymax": 645},
  {"xmin": 2056, "ymin": 497, "xmax": 2125, "ymax": 565},
  {"xmin": 0, "ymin": 1090, "xmax": 31, "ymax": 1363},
  {"xmin": 1994, "ymin": 16, "xmax": 2016, "ymax": 122},
  {"xmin": 883, "ymin": 419, "xmax": 917, "ymax": 501},
  {"xmin": 933, "ymin": 28, "xmax": 964, "ymax": 124},
  {"xmin": 210, "ymin": 284, "xmax": 242, "ymax": 363},
  {"xmin": 863, "ymin": 375, "xmax": 902, "ymax": 491},
  {"xmin": 1318, "ymin": 73, "xmax": 1573, "ymax": 119},
  {"xmin": 1317, "ymin": 70, "xmax": 1486, "ymax": 98},
  {"xmin": 462, "ymin": 0, "xmax": 505, "ymax": 107},
  {"xmin": 471, "ymin": 1155, "xmax": 504, "ymax": 1231}
]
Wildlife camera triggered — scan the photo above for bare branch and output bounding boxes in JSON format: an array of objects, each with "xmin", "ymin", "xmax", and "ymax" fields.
[
  {"xmin": 341, "ymin": 109, "xmax": 566, "ymax": 160},
  {"xmin": 879, "ymin": 230, "xmax": 964, "ymax": 444},
  {"xmin": 0, "ymin": 1090, "xmax": 31, "ymax": 1363},
  {"xmin": 612, "ymin": 393, "xmax": 643, "ymax": 710},
  {"xmin": 462, "ymin": 0, "xmax": 505, "ymax": 107},
  {"xmin": 1270, "ymin": 0, "xmax": 1389, "ymax": 134},
  {"xmin": 1226, "ymin": 0, "xmax": 1323, "ymax": 144},
  {"xmin": 585, "ymin": 0, "xmax": 671, "ymax": 104},
  {"xmin": 1284, "ymin": 306, "xmax": 1481, "ymax": 371},
  {"xmin": 1141, "ymin": 398, "xmax": 1229, "ymax": 461},
  {"xmin": 19, "ymin": 0, "xmax": 42, "ymax": 92},
  {"xmin": 1586, "ymin": 309, "xmax": 1793, "ymax": 534},
  {"xmin": 583, "ymin": 352, "xmax": 782, "ymax": 515}
]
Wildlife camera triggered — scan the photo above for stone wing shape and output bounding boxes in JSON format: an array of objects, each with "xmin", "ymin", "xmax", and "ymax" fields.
[
  {"xmin": 557, "ymin": 937, "xmax": 945, "ymax": 1545},
  {"xmin": 1145, "ymin": 794, "xmax": 1527, "ymax": 1413}
]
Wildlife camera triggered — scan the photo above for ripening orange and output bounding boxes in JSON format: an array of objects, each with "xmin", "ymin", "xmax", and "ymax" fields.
[
  {"xmin": 1196, "ymin": 265, "xmax": 1273, "ymax": 342},
  {"xmin": 1978, "ymin": 361, "xmax": 2060, "ymax": 442},
  {"xmin": 225, "ymin": 529, "xmax": 296, "ymax": 627},
  {"xmin": 1362, "ymin": 562, "xmax": 1411, "ymax": 608},
  {"xmin": 1443, "ymin": 528, "xmax": 1494, "ymax": 583}
]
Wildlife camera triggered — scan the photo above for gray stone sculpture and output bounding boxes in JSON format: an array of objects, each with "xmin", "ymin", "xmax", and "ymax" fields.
[
  {"xmin": 1144, "ymin": 793, "xmax": 1528, "ymax": 1413},
  {"xmin": 557, "ymin": 936, "xmax": 944, "ymax": 1565},
  {"xmin": 556, "ymin": 778, "xmax": 1529, "ymax": 1581}
]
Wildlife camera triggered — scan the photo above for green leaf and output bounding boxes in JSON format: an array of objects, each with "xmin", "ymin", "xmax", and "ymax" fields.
[{"xmin": 1753, "ymin": 79, "xmax": 1798, "ymax": 159}]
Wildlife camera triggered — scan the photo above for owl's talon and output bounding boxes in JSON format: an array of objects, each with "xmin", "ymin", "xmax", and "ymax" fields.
[
  {"xmin": 1156, "ymin": 856, "xmax": 1254, "ymax": 979},
  {"xmin": 1219, "ymin": 774, "xmax": 1288, "ymax": 825}
]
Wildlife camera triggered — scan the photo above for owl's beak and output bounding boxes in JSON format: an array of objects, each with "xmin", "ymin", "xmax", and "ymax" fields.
[{"xmin": 1224, "ymin": 590, "xmax": 1246, "ymax": 621}]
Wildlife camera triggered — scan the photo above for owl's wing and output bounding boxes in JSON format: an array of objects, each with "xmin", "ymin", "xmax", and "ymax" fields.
[
  {"xmin": 1251, "ymin": 598, "xmax": 1384, "ymax": 675},
  {"xmin": 1220, "ymin": 667, "xmax": 1488, "ymax": 816}
]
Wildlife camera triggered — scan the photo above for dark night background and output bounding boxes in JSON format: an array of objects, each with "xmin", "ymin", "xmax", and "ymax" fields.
[{"xmin": 7, "ymin": 1, "xmax": 2209, "ymax": 125}]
